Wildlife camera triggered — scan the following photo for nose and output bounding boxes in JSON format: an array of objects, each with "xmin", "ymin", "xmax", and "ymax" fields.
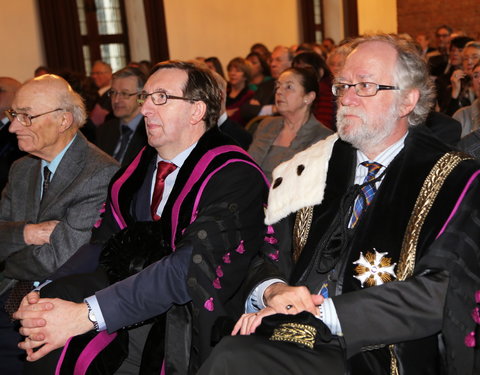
[
  {"xmin": 140, "ymin": 96, "xmax": 154, "ymax": 117},
  {"xmin": 340, "ymin": 85, "xmax": 359, "ymax": 107},
  {"xmin": 8, "ymin": 117, "xmax": 21, "ymax": 133}
]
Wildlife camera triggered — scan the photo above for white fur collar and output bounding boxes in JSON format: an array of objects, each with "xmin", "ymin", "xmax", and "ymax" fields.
[{"xmin": 265, "ymin": 133, "xmax": 339, "ymax": 225}]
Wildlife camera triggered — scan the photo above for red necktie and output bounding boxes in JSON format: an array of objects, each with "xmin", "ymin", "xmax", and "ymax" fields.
[{"xmin": 151, "ymin": 161, "xmax": 177, "ymax": 221}]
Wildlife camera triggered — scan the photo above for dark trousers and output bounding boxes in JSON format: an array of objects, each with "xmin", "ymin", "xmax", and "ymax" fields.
[
  {"xmin": 0, "ymin": 291, "xmax": 25, "ymax": 375},
  {"xmin": 198, "ymin": 335, "xmax": 346, "ymax": 375}
]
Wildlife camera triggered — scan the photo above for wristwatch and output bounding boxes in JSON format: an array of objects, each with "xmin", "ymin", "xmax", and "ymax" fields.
[{"xmin": 85, "ymin": 300, "xmax": 99, "ymax": 331}]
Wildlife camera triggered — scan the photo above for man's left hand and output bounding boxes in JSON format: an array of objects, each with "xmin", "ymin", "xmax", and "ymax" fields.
[{"xmin": 14, "ymin": 298, "xmax": 93, "ymax": 361}]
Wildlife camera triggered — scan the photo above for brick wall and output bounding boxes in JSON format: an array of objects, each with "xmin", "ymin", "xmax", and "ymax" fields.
[{"xmin": 397, "ymin": 0, "xmax": 480, "ymax": 42}]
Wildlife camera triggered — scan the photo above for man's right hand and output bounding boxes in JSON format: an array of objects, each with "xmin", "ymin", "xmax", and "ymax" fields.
[
  {"xmin": 23, "ymin": 220, "xmax": 60, "ymax": 245},
  {"xmin": 263, "ymin": 282, "xmax": 323, "ymax": 316}
]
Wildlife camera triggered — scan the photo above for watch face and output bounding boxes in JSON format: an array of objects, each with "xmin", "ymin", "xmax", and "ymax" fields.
[{"xmin": 89, "ymin": 309, "xmax": 96, "ymax": 322}]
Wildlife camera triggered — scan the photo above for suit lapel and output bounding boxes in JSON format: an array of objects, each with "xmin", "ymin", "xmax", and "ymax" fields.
[
  {"xmin": 39, "ymin": 133, "xmax": 86, "ymax": 213},
  {"xmin": 26, "ymin": 157, "xmax": 42, "ymax": 221}
]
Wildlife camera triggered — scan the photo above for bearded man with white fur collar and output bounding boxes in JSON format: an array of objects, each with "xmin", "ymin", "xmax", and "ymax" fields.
[{"xmin": 199, "ymin": 34, "xmax": 480, "ymax": 375}]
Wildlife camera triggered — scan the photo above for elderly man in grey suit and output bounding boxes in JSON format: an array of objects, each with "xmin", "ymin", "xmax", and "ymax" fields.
[{"xmin": 0, "ymin": 74, "xmax": 118, "ymax": 373}]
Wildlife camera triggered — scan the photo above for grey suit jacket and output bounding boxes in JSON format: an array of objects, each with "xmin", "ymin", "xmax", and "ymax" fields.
[{"xmin": 0, "ymin": 132, "xmax": 119, "ymax": 295}]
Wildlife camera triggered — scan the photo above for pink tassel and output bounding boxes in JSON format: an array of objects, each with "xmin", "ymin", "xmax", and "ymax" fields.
[
  {"xmin": 475, "ymin": 290, "xmax": 480, "ymax": 304},
  {"xmin": 222, "ymin": 252, "xmax": 231, "ymax": 264},
  {"xmin": 216, "ymin": 266, "xmax": 223, "ymax": 277},
  {"xmin": 264, "ymin": 236, "xmax": 278, "ymax": 245},
  {"xmin": 268, "ymin": 250, "xmax": 279, "ymax": 261},
  {"xmin": 267, "ymin": 225, "xmax": 275, "ymax": 235},
  {"xmin": 213, "ymin": 278, "xmax": 221, "ymax": 289},
  {"xmin": 235, "ymin": 240, "xmax": 245, "ymax": 254},
  {"xmin": 472, "ymin": 307, "xmax": 480, "ymax": 325},
  {"xmin": 204, "ymin": 297, "xmax": 214, "ymax": 311},
  {"xmin": 465, "ymin": 331, "xmax": 476, "ymax": 347}
]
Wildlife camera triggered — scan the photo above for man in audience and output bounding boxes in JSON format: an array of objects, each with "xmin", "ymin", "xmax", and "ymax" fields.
[
  {"xmin": 428, "ymin": 24, "xmax": 453, "ymax": 77},
  {"xmin": 240, "ymin": 45, "xmax": 293, "ymax": 123},
  {"xmin": 199, "ymin": 34, "xmax": 480, "ymax": 375},
  {"xmin": 90, "ymin": 60, "xmax": 113, "ymax": 126},
  {"xmin": 0, "ymin": 77, "xmax": 24, "ymax": 192},
  {"xmin": 95, "ymin": 67, "xmax": 148, "ymax": 166},
  {"xmin": 0, "ymin": 74, "xmax": 118, "ymax": 373},
  {"xmin": 14, "ymin": 61, "xmax": 268, "ymax": 374}
]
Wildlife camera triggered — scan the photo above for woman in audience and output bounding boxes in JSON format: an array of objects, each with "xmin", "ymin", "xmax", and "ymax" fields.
[
  {"xmin": 292, "ymin": 51, "xmax": 336, "ymax": 130},
  {"xmin": 226, "ymin": 57, "xmax": 254, "ymax": 125},
  {"xmin": 205, "ymin": 56, "xmax": 225, "ymax": 78},
  {"xmin": 248, "ymin": 67, "xmax": 332, "ymax": 181},
  {"xmin": 445, "ymin": 41, "xmax": 480, "ymax": 115},
  {"xmin": 453, "ymin": 62, "xmax": 480, "ymax": 136},
  {"xmin": 246, "ymin": 52, "xmax": 271, "ymax": 91}
]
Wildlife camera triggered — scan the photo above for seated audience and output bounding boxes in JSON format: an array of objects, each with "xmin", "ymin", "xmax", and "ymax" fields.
[
  {"xmin": 90, "ymin": 60, "xmax": 114, "ymax": 126},
  {"xmin": 0, "ymin": 77, "xmax": 25, "ymax": 192},
  {"xmin": 214, "ymin": 72, "xmax": 253, "ymax": 149},
  {"xmin": 250, "ymin": 43, "xmax": 271, "ymax": 64},
  {"xmin": 205, "ymin": 56, "xmax": 225, "ymax": 78},
  {"xmin": 246, "ymin": 52, "xmax": 272, "ymax": 91},
  {"xmin": 326, "ymin": 44, "xmax": 349, "ymax": 77},
  {"xmin": 0, "ymin": 74, "xmax": 118, "ymax": 373},
  {"xmin": 199, "ymin": 33, "xmax": 480, "ymax": 375},
  {"xmin": 96, "ymin": 67, "xmax": 148, "ymax": 166},
  {"xmin": 293, "ymin": 51, "xmax": 336, "ymax": 130},
  {"xmin": 248, "ymin": 67, "xmax": 332, "ymax": 181},
  {"xmin": 453, "ymin": 62, "xmax": 480, "ymax": 136},
  {"xmin": 241, "ymin": 46, "xmax": 293, "ymax": 124},
  {"xmin": 226, "ymin": 57, "xmax": 254, "ymax": 125}
]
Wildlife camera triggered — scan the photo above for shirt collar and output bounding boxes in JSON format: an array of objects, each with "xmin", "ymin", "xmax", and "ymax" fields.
[
  {"xmin": 356, "ymin": 131, "xmax": 408, "ymax": 168},
  {"xmin": 217, "ymin": 112, "xmax": 228, "ymax": 127},
  {"xmin": 156, "ymin": 142, "xmax": 197, "ymax": 169},
  {"xmin": 122, "ymin": 113, "xmax": 143, "ymax": 132},
  {"xmin": 41, "ymin": 134, "xmax": 77, "ymax": 175}
]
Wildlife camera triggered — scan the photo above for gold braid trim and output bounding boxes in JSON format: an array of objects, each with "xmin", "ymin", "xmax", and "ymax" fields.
[
  {"xmin": 389, "ymin": 151, "xmax": 472, "ymax": 375},
  {"xmin": 293, "ymin": 206, "xmax": 314, "ymax": 262},
  {"xmin": 269, "ymin": 322, "xmax": 317, "ymax": 349}
]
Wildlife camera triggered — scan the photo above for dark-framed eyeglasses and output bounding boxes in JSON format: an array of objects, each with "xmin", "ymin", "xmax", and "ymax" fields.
[
  {"xmin": 137, "ymin": 90, "xmax": 195, "ymax": 106},
  {"xmin": 332, "ymin": 82, "xmax": 400, "ymax": 97},
  {"xmin": 5, "ymin": 108, "xmax": 64, "ymax": 127},
  {"xmin": 107, "ymin": 90, "xmax": 139, "ymax": 99}
]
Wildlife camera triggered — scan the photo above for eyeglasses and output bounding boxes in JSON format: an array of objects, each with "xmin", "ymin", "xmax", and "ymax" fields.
[
  {"xmin": 332, "ymin": 82, "xmax": 400, "ymax": 97},
  {"xmin": 137, "ymin": 90, "xmax": 194, "ymax": 106},
  {"xmin": 5, "ymin": 108, "xmax": 63, "ymax": 127},
  {"xmin": 107, "ymin": 90, "xmax": 139, "ymax": 99}
]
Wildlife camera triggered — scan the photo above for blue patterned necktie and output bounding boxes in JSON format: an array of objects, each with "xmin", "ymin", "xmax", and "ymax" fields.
[{"xmin": 349, "ymin": 161, "xmax": 383, "ymax": 228}]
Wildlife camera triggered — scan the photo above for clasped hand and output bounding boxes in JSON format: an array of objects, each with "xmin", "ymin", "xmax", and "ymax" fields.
[
  {"xmin": 13, "ymin": 291, "xmax": 92, "ymax": 361},
  {"xmin": 232, "ymin": 283, "xmax": 324, "ymax": 335}
]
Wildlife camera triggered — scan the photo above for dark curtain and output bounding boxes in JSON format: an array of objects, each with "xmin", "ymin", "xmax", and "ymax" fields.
[
  {"xmin": 299, "ymin": 0, "xmax": 317, "ymax": 43},
  {"xmin": 343, "ymin": 0, "xmax": 359, "ymax": 38},
  {"xmin": 37, "ymin": 0, "xmax": 85, "ymax": 74},
  {"xmin": 143, "ymin": 0, "xmax": 170, "ymax": 64}
]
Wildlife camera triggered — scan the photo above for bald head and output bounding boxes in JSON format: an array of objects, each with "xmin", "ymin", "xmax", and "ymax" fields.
[
  {"xmin": 17, "ymin": 74, "xmax": 87, "ymax": 129},
  {"xmin": 0, "ymin": 77, "xmax": 21, "ymax": 115}
]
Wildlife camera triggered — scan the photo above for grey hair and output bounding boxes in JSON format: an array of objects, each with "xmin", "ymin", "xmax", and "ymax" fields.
[
  {"xmin": 57, "ymin": 83, "xmax": 87, "ymax": 128},
  {"xmin": 347, "ymin": 34, "xmax": 436, "ymax": 126}
]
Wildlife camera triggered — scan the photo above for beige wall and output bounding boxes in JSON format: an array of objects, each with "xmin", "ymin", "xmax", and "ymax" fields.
[
  {"xmin": 163, "ymin": 0, "xmax": 301, "ymax": 68},
  {"xmin": 357, "ymin": 0, "xmax": 397, "ymax": 35},
  {"xmin": 323, "ymin": 0, "xmax": 344, "ymax": 44},
  {"xmin": 124, "ymin": 1, "xmax": 150, "ymax": 63},
  {"xmin": 1, "ymin": 0, "xmax": 44, "ymax": 82}
]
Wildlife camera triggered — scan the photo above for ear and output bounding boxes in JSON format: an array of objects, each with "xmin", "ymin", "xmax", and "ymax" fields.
[
  {"xmin": 58, "ymin": 111, "xmax": 74, "ymax": 133},
  {"xmin": 190, "ymin": 100, "xmax": 207, "ymax": 125},
  {"xmin": 304, "ymin": 91, "xmax": 316, "ymax": 106},
  {"xmin": 398, "ymin": 88, "xmax": 419, "ymax": 118}
]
